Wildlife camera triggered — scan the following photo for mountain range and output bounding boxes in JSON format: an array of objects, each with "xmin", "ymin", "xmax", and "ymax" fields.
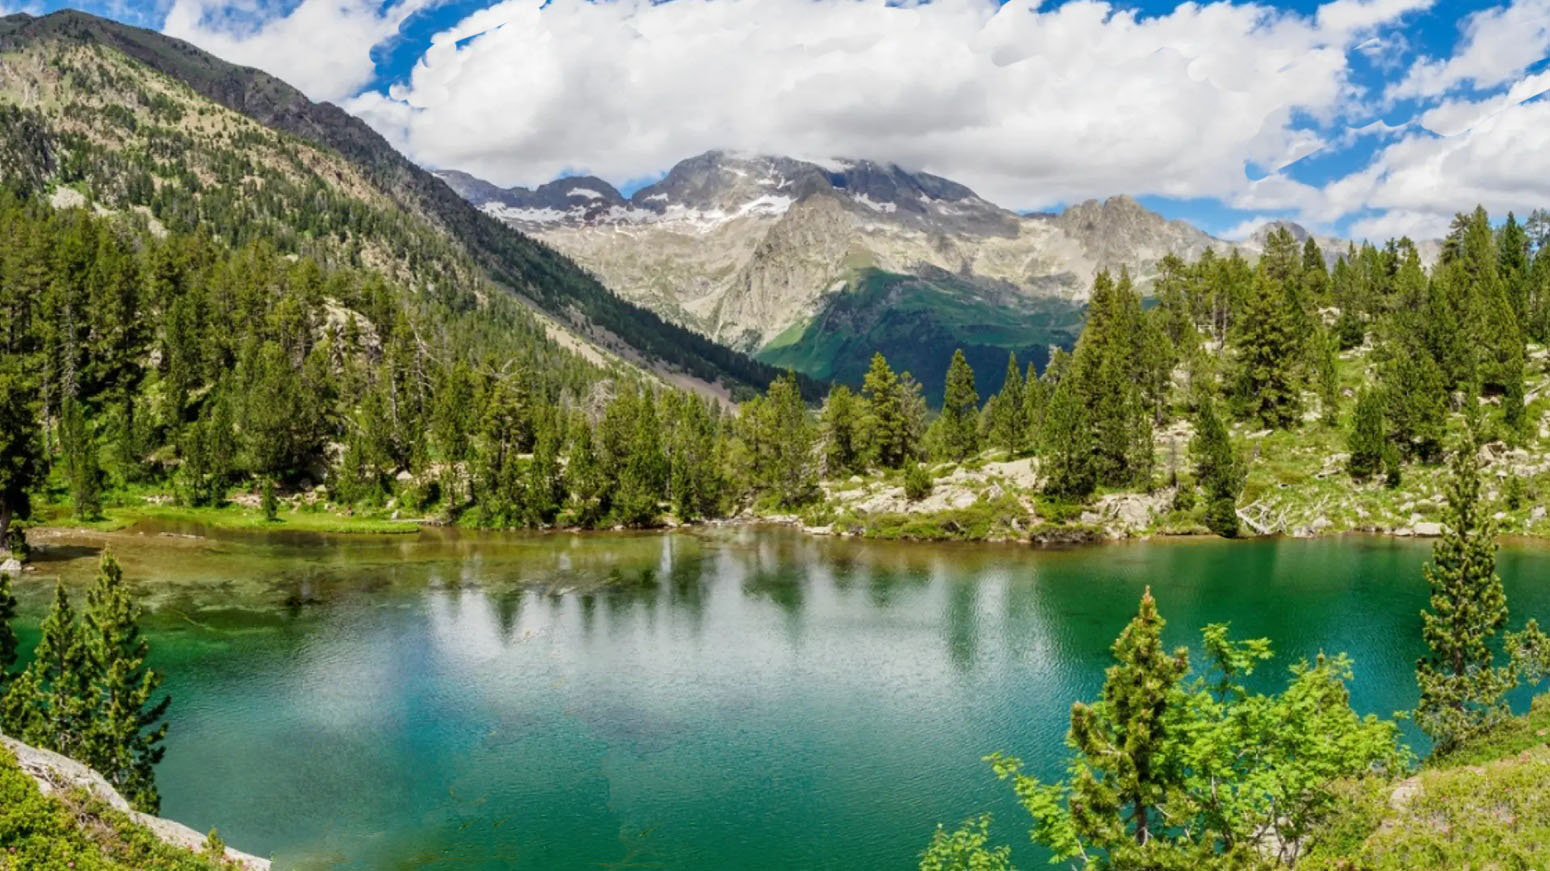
[
  {"xmin": 0, "ymin": 9, "xmax": 804, "ymax": 402},
  {"xmin": 437, "ymin": 152, "xmax": 1360, "ymax": 396},
  {"xmin": 0, "ymin": 7, "xmax": 1414, "ymax": 407}
]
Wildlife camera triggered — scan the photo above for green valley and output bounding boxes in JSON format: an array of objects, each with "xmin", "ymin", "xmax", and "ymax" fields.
[{"xmin": 755, "ymin": 267, "xmax": 1083, "ymax": 401}]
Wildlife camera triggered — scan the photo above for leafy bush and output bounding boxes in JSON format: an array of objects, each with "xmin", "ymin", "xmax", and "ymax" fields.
[
  {"xmin": 903, "ymin": 463, "xmax": 933, "ymax": 501},
  {"xmin": 1033, "ymin": 495, "xmax": 1085, "ymax": 524}
]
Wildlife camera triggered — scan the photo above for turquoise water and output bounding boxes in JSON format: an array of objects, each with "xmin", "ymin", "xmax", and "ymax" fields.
[{"xmin": 13, "ymin": 526, "xmax": 1550, "ymax": 869}]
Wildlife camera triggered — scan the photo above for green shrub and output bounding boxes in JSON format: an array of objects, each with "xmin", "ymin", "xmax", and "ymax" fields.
[
  {"xmin": 1033, "ymin": 495, "xmax": 1085, "ymax": 524},
  {"xmin": 1505, "ymin": 474, "xmax": 1527, "ymax": 511},
  {"xmin": 0, "ymin": 746, "xmax": 239, "ymax": 870},
  {"xmin": 1171, "ymin": 483, "xmax": 1197, "ymax": 512},
  {"xmin": 904, "ymin": 463, "xmax": 932, "ymax": 501},
  {"xmin": 260, "ymin": 479, "xmax": 278, "ymax": 521}
]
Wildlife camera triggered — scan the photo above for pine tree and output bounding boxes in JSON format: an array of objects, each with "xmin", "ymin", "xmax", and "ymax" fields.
[
  {"xmin": 523, "ymin": 408, "xmax": 565, "ymax": 526},
  {"xmin": 1301, "ymin": 236, "xmax": 1330, "ymax": 302},
  {"xmin": 1231, "ymin": 271, "xmax": 1303, "ymax": 428},
  {"xmin": 563, "ymin": 412, "xmax": 606, "ymax": 527},
  {"xmin": 861, "ymin": 353, "xmax": 909, "ymax": 469},
  {"xmin": 261, "ymin": 478, "xmax": 278, "ymax": 521},
  {"xmin": 664, "ymin": 393, "xmax": 718, "ymax": 522},
  {"xmin": 60, "ymin": 396, "xmax": 103, "ymax": 520},
  {"xmin": 1314, "ymin": 329, "xmax": 1340, "ymax": 427},
  {"xmin": 616, "ymin": 389, "xmax": 669, "ymax": 525},
  {"xmin": 1039, "ymin": 373, "xmax": 1095, "ymax": 500},
  {"xmin": 1066, "ymin": 588, "xmax": 1189, "ymax": 854},
  {"xmin": 1498, "ymin": 212, "xmax": 1531, "ymax": 326},
  {"xmin": 819, "ymin": 384, "xmax": 866, "ymax": 477},
  {"xmin": 1415, "ymin": 429, "xmax": 1515, "ymax": 753},
  {"xmin": 1136, "ymin": 311, "xmax": 1175, "ymax": 425},
  {"xmin": 988, "ymin": 352, "xmax": 1025, "ymax": 455},
  {"xmin": 1346, "ymin": 388, "xmax": 1386, "ymax": 481},
  {"xmin": 939, "ymin": 349, "xmax": 980, "ymax": 462},
  {"xmin": 81, "ymin": 552, "xmax": 170, "ymax": 812},
  {"xmin": 0, "ymin": 571, "xmax": 17, "ymax": 684},
  {"xmin": 742, "ymin": 373, "xmax": 817, "ymax": 509},
  {"xmin": 1190, "ymin": 395, "xmax": 1242, "ymax": 538},
  {"xmin": 0, "ymin": 663, "xmax": 44, "ymax": 739},
  {"xmin": 29, "ymin": 583, "xmax": 95, "ymax": 758},
  {"xmin": 1020, "ymin": 362, "xmax": 1046, "ymax": 449},
  {"xmin": 0, "ymin": 366, "xmax": 45, "ymax": 552}
]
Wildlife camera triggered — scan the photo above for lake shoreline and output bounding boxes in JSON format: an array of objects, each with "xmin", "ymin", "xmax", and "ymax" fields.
[{"xmin": 21, "ymin": 484, "xmax": 1550, "ymax": 567}]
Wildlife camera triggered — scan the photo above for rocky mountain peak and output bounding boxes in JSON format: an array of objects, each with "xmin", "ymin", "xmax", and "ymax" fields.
[
  {"xmin": 447, "ymin": 150, "xmax": 1017, "ymax": 234},
  {"xmin": 1049, "ymin": 194, "xmax": 1218, "ymax": 273},
  {"xmin": 432, "ymin": 169, "xmax": 626, "ymax": 223},
  {"xmin": 1250, "ymin": 219, "xmax": 1313, "ymax": 244}
]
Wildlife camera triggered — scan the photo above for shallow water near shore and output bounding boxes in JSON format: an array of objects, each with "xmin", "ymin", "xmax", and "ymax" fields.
[{"xmin": 11, "ymin": 523, "xmax": 1550, "ymax": 870}]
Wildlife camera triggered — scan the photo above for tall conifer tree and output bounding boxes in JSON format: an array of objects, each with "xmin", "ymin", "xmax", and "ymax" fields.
[
  {"xmin": 1231, "ymin": 272, "xmax": 1302, "ymax": 428},
  {"xmin": 939, "ymin": 350, "xmax": 980, "ymax": 462},
  {"xmin": 988, "ymin": 352, "xmax": 1025, "ymax": 455},
  {"xmin": 28, "ymin": 583, "xmax": 95, "ymax": 759},
  {"xmin": 1190, "ymin": 395, "xmax": 1242, "ymax": 538},
  {"xmin": 1066, "ymin": 588, "xmax": 1189, "ymax": 851},
  {"xmin": 82, "ymin": 552, "xmax": 170, "ymax": 813},
  {"xmin": 1415, "ymin": 427, "xmax": 1514, "ymax": 752},
  {"xmin": 861, "ymin": 353, "xmax": 909, "ymax": 469}
]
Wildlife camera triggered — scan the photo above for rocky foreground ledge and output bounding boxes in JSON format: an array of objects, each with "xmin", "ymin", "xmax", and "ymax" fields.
[{"xmin": 1, "ymin": 733, "xmax": 269, "ymax": 870}]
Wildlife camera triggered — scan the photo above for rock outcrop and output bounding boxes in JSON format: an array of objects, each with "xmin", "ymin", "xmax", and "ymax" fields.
[{"xmin": 1, "ymin": 733, "xmax": 269, "ymax": 870}]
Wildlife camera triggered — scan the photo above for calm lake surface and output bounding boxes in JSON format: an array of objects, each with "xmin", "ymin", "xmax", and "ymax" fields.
[{"xmin": 11, "ymin": 524, "xmax": 1550, "ymax": 870}]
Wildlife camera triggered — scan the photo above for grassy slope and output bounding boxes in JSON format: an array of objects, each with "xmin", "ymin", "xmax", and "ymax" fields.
[
  {"xmin": 798, "ymin": 342, "xmax": 1550, "ymax": 543},
  {"xmin": 1300, "ymin": 695, "xmax": 1550, "ymax": 870},
  {"xmin": 0, "ymin": 746, "xmax": 238, "ymax": 871}
]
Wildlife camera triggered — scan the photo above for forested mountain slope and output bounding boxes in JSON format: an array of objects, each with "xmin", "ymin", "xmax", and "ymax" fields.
[
  {"xmin": 0, "ymin": 9, "xmax": 795, "ymax": 400},
  {"xmin": 0, "ymin": 10, "xmax": 809, "ymax": 547}
]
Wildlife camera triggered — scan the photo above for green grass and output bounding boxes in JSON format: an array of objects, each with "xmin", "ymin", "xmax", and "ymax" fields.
[
  {"xmin": 1301, "ymin": 694, "xmax": 1550, "ymax": 871},
  {"xmin": 1428, "ymin": 693, "xmax": 1550, "ymax": 769},
  {"xmin": 0, "ymin": 745, "xmax": 243, "ymax": 870},
  {"xmin": 36, "ymin": 502, "xmax": 420, "ymax": 536},
  {"xmin": 831, "ymin": 493, "xmax": 1032, "ymax": 542}
]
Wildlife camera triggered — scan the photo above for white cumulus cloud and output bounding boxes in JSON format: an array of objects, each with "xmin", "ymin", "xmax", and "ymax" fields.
[
  {"xmin": 154, "ymin": 0, "xmax": 1550, "ymax": 243},
  {"xmin": 339, "ymin": 0, "xmax": 1430, "ymax": 211},
  {"xmin": 1387, "ymin": 0, "xmax": 1550, "ymax": 100},
  {"xmin": 162, "ymin": 0, "xmax": 441, "ymax": 102}
]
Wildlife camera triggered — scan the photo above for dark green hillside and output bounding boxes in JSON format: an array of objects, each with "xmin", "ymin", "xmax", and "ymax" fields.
[
  {"xmin": 756, "ymin": 267, "xmax": 1082, "ymax": 402},
  {"xmin": 0, "ymin": 9, "xmax": 799, "ymax": 398}
]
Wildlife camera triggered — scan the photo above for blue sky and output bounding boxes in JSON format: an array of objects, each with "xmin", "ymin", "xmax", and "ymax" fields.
[{"xmin": 10, "ymin": 0, "xmax": 1550, "ymax": 240}]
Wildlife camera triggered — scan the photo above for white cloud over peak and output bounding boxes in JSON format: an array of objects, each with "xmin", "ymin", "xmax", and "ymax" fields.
[
  {"xmin": 152, "ymin": 0, "xmax": 1550, "ymax": 243},
  {"xmin": 163, "ymin": 0, "xmax": 439, "ymax": 103},
  {"xmin": 341, "ymin": 0, "xmax": 1430, "ymax": 211}
]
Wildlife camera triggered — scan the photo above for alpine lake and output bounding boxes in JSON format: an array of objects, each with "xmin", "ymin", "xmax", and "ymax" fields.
[{"xmin": 10, "ymin": 522, "xmax": 1550, "ymax": 870}]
